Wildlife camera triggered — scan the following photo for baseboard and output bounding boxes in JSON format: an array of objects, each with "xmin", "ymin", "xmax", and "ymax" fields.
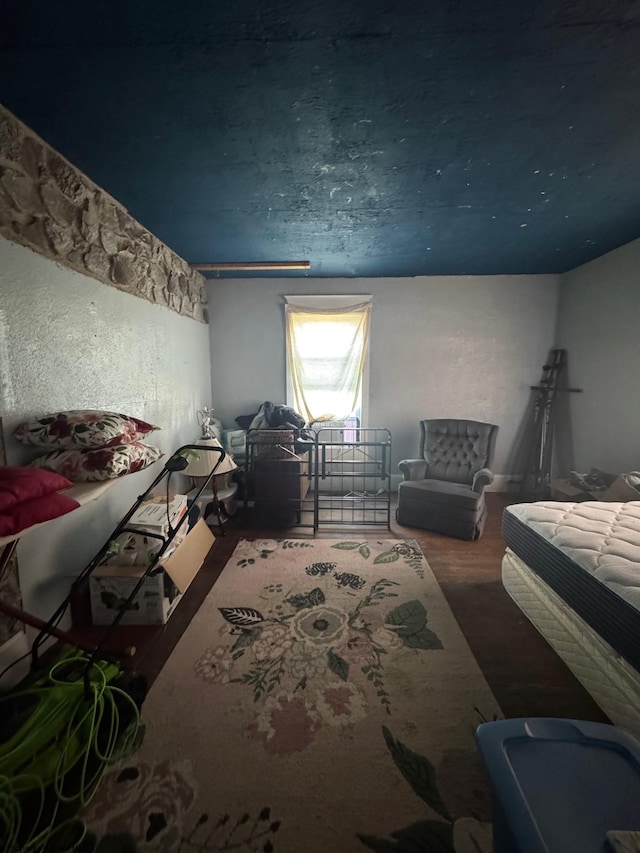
[{"xmin": 487, "ymin": 475, "xmax": 521, "ymax": 493}]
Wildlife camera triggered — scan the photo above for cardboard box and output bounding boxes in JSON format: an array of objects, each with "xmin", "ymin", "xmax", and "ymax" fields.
[
  {"xmin": 551, "ymin": 475, "xmax": 640, "ymax": 503},
  {"xmin": 598, "ymin": 475, "xmax": 640, "ymax": 502},
  {"xmin": 89, "ymin": 519, "xmax": 215, "ymax": 625},
  {"xmin": 550, "ymin": 479, "xmax": 592, "ymax": 501}
]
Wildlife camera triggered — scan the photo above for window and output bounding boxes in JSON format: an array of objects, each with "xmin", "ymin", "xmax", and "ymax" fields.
[{"xmin": 285, "ymin": 296, "xmax": 371, "ymax": 426}]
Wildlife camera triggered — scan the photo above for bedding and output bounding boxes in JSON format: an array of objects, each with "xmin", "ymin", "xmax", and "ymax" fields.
[{"xmin": 502, "ymin": 500, "xmax": 640, "ymax": 734}]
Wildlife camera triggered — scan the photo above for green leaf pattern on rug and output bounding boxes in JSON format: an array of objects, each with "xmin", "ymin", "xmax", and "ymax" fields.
[
  {"xmin": 237, "ymin": 655, "xmax": 287, "ymax": 702},
  {"xmin": 391, "ymin": 540, "xmax": 426, "ymax": 578},
  {"xmin": 328, "ymin": 648, "xmax": 350, "ymax": 681},
  {"xmin": 234, "ymin": 539, "xmax": 279, "ymax": 568},
  {"xmin": 386, "ymin": 600, "xmax": 443, "ymax": 651},
  {"xmin": 330, "ymin": 540, "xmax": 369, "ymax": 550},
  {"xmin": 178, "ymin": 806, "xmax": 282, "ymax": 852},
  {"xmin": 356, "ymin": 727, "xmax": 492, "ymax": 853},
  {"xmin": 219, "ymin": 606, "xmax": 265, "ymax": 627},
  {"xmin": 231, "ymin": 626, "xmax": 262, "ymax": 656},
  {"xmin": 331, "ymin": 539, "xmax": 426, "ymax": 578},
  {"xmin": 283, "ymin": 587, "xmax": 326, "ymax": 609},
  {"xmin": 382, "ymin": 726, "xmax": 452, "ymax": 822}
]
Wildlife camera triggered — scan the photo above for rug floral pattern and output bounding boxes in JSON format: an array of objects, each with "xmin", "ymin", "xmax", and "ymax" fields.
[
  {"xmin": 193, "ymin": 539, "xmax": 440, "ymax": 749},
  {"xmin": 84, "ymin": 538, "xmax": 501, "ymax": 853}
]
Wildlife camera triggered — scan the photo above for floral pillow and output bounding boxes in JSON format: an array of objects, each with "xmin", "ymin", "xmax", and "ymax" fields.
[
  {"xmin": 29, "ymin": 442, "xmax": 164, "ymax": 482},
  {"xmin": 14, "ymin": 410, "xmax": 159, "ymax": 450}
]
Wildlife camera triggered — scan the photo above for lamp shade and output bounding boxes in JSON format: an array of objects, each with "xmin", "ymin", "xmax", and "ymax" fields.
[{"xmin": 184, "ymin": 438, "xmax": 237, "ymax": 478}]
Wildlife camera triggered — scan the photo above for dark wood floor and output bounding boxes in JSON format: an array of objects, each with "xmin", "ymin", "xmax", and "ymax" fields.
[{"xmin": 76, "ymin": 492, "xmax": 608, "ymax": 723}]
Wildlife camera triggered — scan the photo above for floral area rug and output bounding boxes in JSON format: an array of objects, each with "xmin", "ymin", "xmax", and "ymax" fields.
[{"xmin": 84, "ymin": 538, "xmax": 501, "ymax": 853}]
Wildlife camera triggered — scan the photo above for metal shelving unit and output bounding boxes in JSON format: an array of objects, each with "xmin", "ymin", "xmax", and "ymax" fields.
[
  {"xmin": 313, "ymin": 427, "xmax": 391, "ymax": 532},
  {"xmin": 243, "ymin": 427, "xmax": 392, "ymax": 532},
  {"xmin": 1, "ymin": 445, "xmax": 226, "ymax": 679}
]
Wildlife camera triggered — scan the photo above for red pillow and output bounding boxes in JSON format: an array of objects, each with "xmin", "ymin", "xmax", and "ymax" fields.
[
  {"xmin": 0, "ymin": 491, "xmax": 80, "ymax": 538},
  {"xmin": 0, "ymin": 466, "xmax": 74, "ymax": 513}
]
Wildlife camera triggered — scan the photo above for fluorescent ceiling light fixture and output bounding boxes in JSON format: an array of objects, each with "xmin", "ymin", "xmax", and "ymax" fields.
[{"xmin": 192, "ymin": 261, "xmax": 310, "ymax": 272}]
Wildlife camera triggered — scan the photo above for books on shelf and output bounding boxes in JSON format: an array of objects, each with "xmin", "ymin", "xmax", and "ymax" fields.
[{"xmin": 128, "ymin": 493, "xmax": 189, "ymax": 534}]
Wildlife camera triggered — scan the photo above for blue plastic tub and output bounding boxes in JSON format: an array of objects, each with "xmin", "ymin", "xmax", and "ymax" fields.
[{"xmin": 476, "ymin": 718, "xmax": 640, "ymax": 853}]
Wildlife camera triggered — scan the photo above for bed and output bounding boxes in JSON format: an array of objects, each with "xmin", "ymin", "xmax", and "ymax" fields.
[{"xmin": 502, "ymin": 500, "xmax": 640, "ymax": 738}]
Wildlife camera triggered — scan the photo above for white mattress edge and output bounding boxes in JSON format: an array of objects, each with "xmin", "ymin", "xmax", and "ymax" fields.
[{"xmin": 502, "ymin": 547, "xmax": 640, "ymax": 739}]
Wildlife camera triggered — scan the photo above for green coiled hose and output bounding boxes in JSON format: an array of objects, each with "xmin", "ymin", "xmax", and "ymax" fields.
[{"xmin": 0, "ymin": 650, "xmax": 142, "ymax": 852}]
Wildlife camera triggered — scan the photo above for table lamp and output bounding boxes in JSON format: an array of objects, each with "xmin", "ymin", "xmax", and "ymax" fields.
[{"xmin": 184, "ymin": 437, "xmax": 238, "ymax": 531}]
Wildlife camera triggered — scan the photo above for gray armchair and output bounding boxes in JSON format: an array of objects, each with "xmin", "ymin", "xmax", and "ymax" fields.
[{"xmin": 397, "ymin": 419, "xmax": 498, "ymax": 540}]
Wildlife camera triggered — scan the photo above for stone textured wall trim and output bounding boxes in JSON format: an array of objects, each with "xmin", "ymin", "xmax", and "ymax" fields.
[{"xmin": 0, "ymin": 104, "xmax": 208, "ymax": 322}]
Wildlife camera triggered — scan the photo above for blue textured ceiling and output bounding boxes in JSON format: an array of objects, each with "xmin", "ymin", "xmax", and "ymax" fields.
[{"xmin": 2, "ymin": 0, "xmax": 640, "ymax": 277}]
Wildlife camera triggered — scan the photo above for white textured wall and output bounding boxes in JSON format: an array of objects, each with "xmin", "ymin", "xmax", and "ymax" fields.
[
  {"xmin": 0, "ymin": 236, "xmax": 212, "ymax": 624},
  {"xmin": 208, "ymin": 275, "xmax": 559, "ymax": 485},
  {"xmin": 556, "ymin": 237, "xmax": 640, "ymax": 474}
]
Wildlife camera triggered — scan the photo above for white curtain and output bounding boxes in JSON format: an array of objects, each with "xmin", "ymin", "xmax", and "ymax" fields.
[{"xmin": 285, "ymin": 301, "xmax": 371, "ymax": 424}]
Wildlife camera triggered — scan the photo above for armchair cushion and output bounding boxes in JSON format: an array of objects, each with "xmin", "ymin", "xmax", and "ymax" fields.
[
  {"xmin": 398, "ymin": 479, "xmax": 483, "ymax": 512},
  {"xmin": 398, "ymin": 472, "xmax": 481, "ymax": 510}
]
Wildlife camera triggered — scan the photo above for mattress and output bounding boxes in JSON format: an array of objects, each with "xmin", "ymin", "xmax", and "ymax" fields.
[
  {"xmin": 503, "ymin": 501, "xmax": 640, "ymax": 673},
  {"xmin": 502, "ymin": 548, "xmax": 640, "ymax": 739}
]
